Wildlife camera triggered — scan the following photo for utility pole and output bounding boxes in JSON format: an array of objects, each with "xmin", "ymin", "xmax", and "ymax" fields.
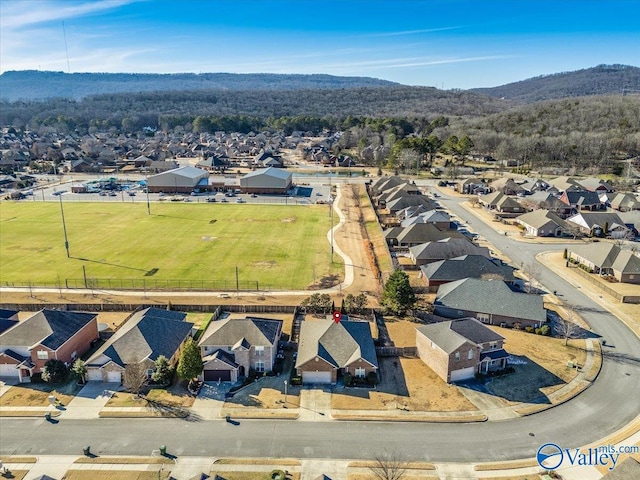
[
  {"xmin": 145, "ymin": 168, "xmax": 151, "ymax": 215},
  {"xmin": 329, "ymin": 174, "xmax": 334, "ymax": 263},
  {"xmin": 59, "ymin": 194, "xmax": 70, "ymax": 258},
  {"xmin": 235, "ymin": 266, "xmax": 239, "ymax": 297}
]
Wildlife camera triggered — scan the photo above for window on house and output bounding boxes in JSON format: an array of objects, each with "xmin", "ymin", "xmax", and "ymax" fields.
[
  {"xmin": 468, "ymin": 349, "xmax": 474, "ymax": 360},
  {"xmin": 255, "ymin": 360, "xmax": 265, "ymax": 372},
  {"xmin": 355, "ymin": 367, "xmax": 366, "ymax": 378},
  {"xmin": 455, "ymin": 351, "xmax": 460, "ymax": 362},
  {"xmin": 146, "ymin": 369, "xmax": 154, "ymax": 377},
  {"xmin": 477, "ymin": 313, "xmax": 490, "ymax": 323},
  {"xmin": 489, "ymin": 342, "xmax": 497, "ymax": 351},
  {"xmin": 255, "ymin": 346, "xmax": 264, "ymax": 356},
  {"xmin": 37, "ymin": 350, "xmax": 48, "ymax": 360},
  {"xmin": 71, "ymin": 351, "xmax": 77, "ymax": 360}
]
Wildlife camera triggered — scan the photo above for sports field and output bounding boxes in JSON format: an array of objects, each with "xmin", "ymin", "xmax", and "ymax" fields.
[{"xmin": 0, "ymin": 202, "xmax": 342, "ymax": 290}]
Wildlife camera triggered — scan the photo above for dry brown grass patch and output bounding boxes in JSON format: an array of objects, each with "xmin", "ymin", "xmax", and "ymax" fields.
[
  {"xmin": 74, "ymin": 456, "xmax": 173, "ymax": 464},
  {"xmin": 63, "ymin": 472, "xmax": 170, "ymax": 480},
  {"xmin": 474, "ymin": 458, "xmax": 538, "ymax": 471},
  {"xmin": 214, "ymin": 458, "xmax": 300, "ymax": 466},
  {"xmin": 0, "ymin": 410, "xmax": 61, "ymax": 417},
  {"xmin": 0, "ymin": 456, "xmax": 37, "ymax": 463}
]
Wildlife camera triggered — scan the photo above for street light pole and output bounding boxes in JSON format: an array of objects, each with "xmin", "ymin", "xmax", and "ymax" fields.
[
  {"xmin": 284, "ymin": 380, "xmax": 288, "ymax": 407},
  {"xmin": 145, "ymin": 168, "xmax": 151, "ymax": 215},
  {"xmin": 59, "ymin": 194, "xmax": 70, "ymax": 258}
]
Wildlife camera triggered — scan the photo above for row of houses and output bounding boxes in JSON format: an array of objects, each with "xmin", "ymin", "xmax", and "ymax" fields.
[{"xmin": 0, "ymin": 305, "xmax": 515, "ymax": 386}]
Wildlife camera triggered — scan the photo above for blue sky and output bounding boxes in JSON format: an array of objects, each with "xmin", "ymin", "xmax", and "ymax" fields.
[{"xmin": 1, "ymin": 0, "xmax": 638, "ymax": 88}]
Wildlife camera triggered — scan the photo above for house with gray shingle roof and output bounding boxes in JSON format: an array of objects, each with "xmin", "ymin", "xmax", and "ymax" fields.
[
  {"xmin": 385, "ymin": 195, "xmax": 438, "ymax": 214},
  {"xmin": 85, "ymin": 308, "xmax": 193, "ymax": 383},
  {"xmin": 416, "ymin": 318, "xmax": 508, "ymax": 383},
  {"xmin": 409, "ymin": 238, "xmax": 491, "ymax": 266},
  {"xmin": 478, "ymin": 191, "xmax": 525, "ymax": 214},
  {"xmin": 568, "ymin": 243, "xmax": 640, "ymax": 284},
  {"xmin": 295, "ymin": 320, "xmax": 377, "ymax": 384},
  {"xmin": 434, "ymin": 278, "xmax": 547, "ymax": 328},
  {"xmin": 0, "ymin": 310, "xmax": 98, "ymax": 382},
  {"xmin": 566, "ymin": 211, "xmax": 629, "ymax": 237},
  {"xmin": 516, "ymin": 209, "xmax": 569, "ymax": 237},
  {"xmin": 400, "ymin": 209, "xmax": 451, "ymax": 228},
  {"xmin": 198, "ymin": 316, "xmax": 283, "ymax": 382},
  {"xmin": 610, "ymin": 193, "xmax": 640, "ymax": 212},
  {"xmin": 420, "ymin": 255, "xmax": 516, "ymax": 291}
]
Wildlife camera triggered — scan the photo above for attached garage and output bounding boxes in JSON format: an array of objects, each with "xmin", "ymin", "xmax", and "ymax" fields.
[
  {"xmin": 87, "ymin": 369, "xmax": 102, "ymax": 381},
  {"xmin": 449, "ymin": 367, "xmax": 476, "ymax": 383},
  {"xmin": 107, "ymin": 370, "xmax": 122, "ymax": 383},
  {"xmin": 0, "ymin": 363, "xmax": 19, "ymax": 377},
  {"xmin": 204, "ymin": 370, "xmax": 231, "ymax": 382},
  {"xmin": 302, "ymin": 371, "xmax": 332, "ymax": 384}
]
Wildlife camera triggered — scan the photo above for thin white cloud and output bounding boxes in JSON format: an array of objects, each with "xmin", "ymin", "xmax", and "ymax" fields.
[
  {"xmin": 1, "ymin": 0, "xmax": 142, "ymax": 30},
  {"xmin": 367, "ymin": 26, "xmax": 461, "ymax": 37}
]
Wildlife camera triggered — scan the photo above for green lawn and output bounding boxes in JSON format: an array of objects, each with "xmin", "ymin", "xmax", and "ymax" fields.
[{"xmin": 0, "ymin": 202, "xmax": 341, "ymax": 290}]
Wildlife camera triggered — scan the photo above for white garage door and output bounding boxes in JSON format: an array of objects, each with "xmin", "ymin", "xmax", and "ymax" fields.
[
  {"xmin": 0, "ymin": 364, "xmax": 19, "ymax": 377},
  {"xmin": 302, "ymin": 371, "xmax": 332, "ymax": 384},
  {"xmin": 449, "ymin": 367, "xmax": 476, "ymax": 383},
  {"xmin": 107, "ymin": 371, "xmax": 121, "ymax": 383},
  {"xmin": 87, "ymin": 369, "xmax": 102, "ymax": 381}
]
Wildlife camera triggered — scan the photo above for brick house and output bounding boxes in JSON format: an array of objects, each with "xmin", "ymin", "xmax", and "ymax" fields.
[
  {"xmin": 198, "ymin": 316, "xmax": 283, "ymax": 382},
  {"xmin": 295, "ymin": 320, "xmax": 378, "ymax": 384},
  {"xmin": 433, "ymin": 278, "xmax": 547, "ymax": 329},
  {"xmin": 85, "ymin": 308, "xmax": 193, "ymax": 383},
  {"xmin": 0, "ymin": 310, "xmax": 98, "ymax": 383},
  {"xmin": 416, "ymin": 318, "xmax": 508, "ymax": 383}
]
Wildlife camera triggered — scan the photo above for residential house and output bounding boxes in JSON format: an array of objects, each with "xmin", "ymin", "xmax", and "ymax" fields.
[
  {"xmin": 409, "ymin": 238, "xmax": 491, "ymax": 266},
  {"xmin": 547, "ymin": 176, "xmax": 583, "ymax": 193},
  {"xmin": 456, "ymin": 178, "xmax": 489, "ymax": 194},
  {"xmin": 433, "ymin": 278, "xmax": 547, "ymax": 328},
  {"xmin": 489, "ymin": 178, "xmax": 526, "ymax": 196},
  {"xmin": 85, "ymin": 308, "xmax": 193, "ymax": 383},
  {"xmin": 416, "ymin": 318, "xmax": 508, "ymax": 383},
  {"xmin": 420, "ymin": 255, "xmax": 516, "ymax": 292},
  {"xmin": 198, "ymin": 316, "xmax": 283, "ymax": 382},
  {"xmin": 559, "ymin": 190, "xmax": 603, "ymax": 214},
  {"xmin": 578, "ymin": 177, "xmax": 615, "ymax": 193},
  {"xmin": 0, "ymin": 310, "xmax": 98, "ymax": 382},
  {"xmin": 610, "ymin": 193, "xmax": 640, "ymax": 212},
  {"xmin": 401, "ymin": 209, "xmax": 452, "ymax": 229},
  {"xmin": 295, "ymin": 320, "xmax": 378, "ymax": 384},
  {"xmin": 478, "ymin": 191, "xmax": 524, "ymax": 214},
  {"xmin": 566, "ymin": 212, "xmax": 628, "ymax": 237},
  {"xmin": 516, "ymin": 209, "xmax": 569, "ymax": 237},
  {"xmin": 520, "ymin": 191, "xmax": 565, "ymax": 214},
  {"xmin": 385, "ymin": 223, "xmax": 465, "ymax": 248},
  {"xmin": 385, "ymin": 195, "xmax": 438, "ymax": 215},
  {"xmin": 568, "ymin": 244, "xmax": 640, "ymax": 284}
]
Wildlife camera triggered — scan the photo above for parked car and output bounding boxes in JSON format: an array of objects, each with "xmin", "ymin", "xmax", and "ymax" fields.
[
  {"xmin": 250, "ymin": 193, "xmax": 258, "ymax": 198},
  {"xmin": 109, "ymin": 191, "xmax": 117, "ymax": 197},
  {"xmin": 236, "ymin": 198, "xmax": 245, "ymax": 203},
  {"xmin": 128, "ymin": 191, "xmax": 136, "ymax": 196},
  {"xmin": 220, "ymin": 198, "xmax": 228, "ymax": 203},
  {"xmin": 206, "ymin": 197, "xmax": 217, "ymax": 203},
  {"xmin": 99, "ymin": 191, "xmax": 107, "ymax": 196}
]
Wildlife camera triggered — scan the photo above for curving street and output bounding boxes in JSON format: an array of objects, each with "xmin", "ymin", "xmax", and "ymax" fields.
[{"xmin": 1, "ymin": 182, "xmax": 639, "ymax": 463}]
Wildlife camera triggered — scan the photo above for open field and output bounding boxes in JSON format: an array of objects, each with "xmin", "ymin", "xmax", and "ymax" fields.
[{"xmin": 0, "ymin": 202, "xmax": 341, "ymax": 290}]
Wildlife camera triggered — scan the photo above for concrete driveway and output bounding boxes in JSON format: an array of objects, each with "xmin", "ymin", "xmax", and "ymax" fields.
[
  {"xmin": 60, "ymin": 382, "xmax": 120, "ymax": 419},
  {"xmin": 190, "ymin": 382, "xmax": 231, "ymax": 420},
  {"xmin": 299, "ymin": 386, "xmax": 332, "ymax": 421}
]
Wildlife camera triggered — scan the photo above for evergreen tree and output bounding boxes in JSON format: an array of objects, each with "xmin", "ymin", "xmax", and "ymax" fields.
[
  {"xmin": 151, "ymin": 355, "xmax": 172, "ymax": 384},
  {"xmin": 71, "ymin": 359, "xmax": 87, "ymax": 384},
  {"xmin": 381, "ymin": 270, "xmax": 416, "ymax": 315},
  {"xmin": 176, "ymin": 337, "xmax": 203, "ymax": 381}
]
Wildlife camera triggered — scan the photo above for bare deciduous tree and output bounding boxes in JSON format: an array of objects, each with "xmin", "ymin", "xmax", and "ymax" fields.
[
  {"xmin": 556, "ymin": 306, "xmax": 582, "ymax": 346},
  {"xmin": 123, "ymin": 356, "xmax": 148, "ymax": 397},
  {"xmin": 369, "ymin": 449, "xmax": 408, "ymax": 480},
  {"xmin": 522, "ymin": 262, "xmax": 541, "ymax": 293}
]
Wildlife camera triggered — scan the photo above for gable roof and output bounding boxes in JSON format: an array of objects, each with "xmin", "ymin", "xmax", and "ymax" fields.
[
  {"xmin": 396, "ymin": 223, "xmax": 465, "ymax": 244},
  {"xmin": 202, "ymin": 349, "xmax": 239, "ymax": 368},
  {"xmin": 435, "ymin": 278, "xmax": 547, "ymax": 323},
  {"xmin": 417, "ymin": 318, "xmax": 504, "ymax": 354},
  {"xmin": 562, "ymin": 190, "xmax": 602, "ymax": 206},
  {"xmin": 199, "ymin": 317, "xmax": 283, "ymax": 347},
  {"xmin": 0, "ymin": 310, "xmax": 96, "ymax": 351},
  {"xmin": 570, "ymin": 243, "xmax": 640, "ymax": 273},
  {"xmin": 421, "ymin": 255, "xmax": 515, "ymax": 283},
  {"xmin": 516, "ymin": 209, "xmax": 568, "ymax": 230},
  {"xmin": 296, "ymin": 320, "xmax": 377, "ymax": 370},
  {"xmin": 241, "ymin": 166, "xmax": 291, "ymax": 181},
  {"xmin": 567, "ymin": 211, "xmax": 625, "ymax": 229},
  {"xmin": 86, "ymin": 307, "xmax": 192, "ymax": 367},
  {"xmin": 386, "ymin": 195, "xmax": 438, "ymax": 213},
  {"xmin": 409, "ymin": 238, "xmax": 491, "ymax": 261}
]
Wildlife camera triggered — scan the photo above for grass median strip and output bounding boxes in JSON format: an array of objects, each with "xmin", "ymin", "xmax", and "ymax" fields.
[
  {"xmin": 213, "ymin": 458, "xmax": 301, "ymax": 466},
  {"xmin": 0, "ymin": 410, "xmax": 61, "ymax": 417},
  {"xmin": 474, "ymin": 459, "xmax": 538, "ymax": 471},
  {"xmin": 0, "ymin": 456, "xmax": 37, "ymax": 463}
]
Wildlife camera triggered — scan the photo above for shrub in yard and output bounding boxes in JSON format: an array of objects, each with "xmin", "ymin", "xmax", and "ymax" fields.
[
  {"xmin": 290, "ymin": 376, "xmax": 302, "ymax": 386},
  {"xmin": 343, "ymin": 373, "xmax": 352, "ymax": 387},
  {"xmin": 535, "ymin": 328, "xmax": 542, "ymax": 335},
  {"xmin": 42, "ymin": 359, "xmax": 68, "ymax": 383},
  {"xmin": 367, "ymin": 371, "xmax": 378, "ymax": 386},
  {"xmin": 540, "ymin": 325, "xmax": 551, "ymax": 336},
  {"xmin": 525, "ymin": 326, "xmax": 535, "ymax": 334}
]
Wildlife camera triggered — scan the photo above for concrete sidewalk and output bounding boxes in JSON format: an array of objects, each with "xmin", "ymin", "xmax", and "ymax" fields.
[{"xmin": 60, "ymin": 382, "xmax": 120, "ymax": 419}]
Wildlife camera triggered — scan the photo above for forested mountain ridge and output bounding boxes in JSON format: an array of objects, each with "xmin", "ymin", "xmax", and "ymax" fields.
[
  {"xmin": 0, "ymin": 70, "xmax": 400, "ymax": 101},
  {"xmin": 470, "ymin": 64, "xmax": 640, "ymax": 103},
  {"xmin": 0, "ymin": 87, "xmax": 509, "ymax": 129}
]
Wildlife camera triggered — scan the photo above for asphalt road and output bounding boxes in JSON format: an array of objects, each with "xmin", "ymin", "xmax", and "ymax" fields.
[{"xmin": 1, "ymin": 180, "xmax": 639, "ymax": 462}]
